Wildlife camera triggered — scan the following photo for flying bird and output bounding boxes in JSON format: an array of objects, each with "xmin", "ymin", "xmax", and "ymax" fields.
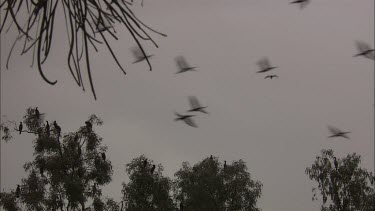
[
  {"xmin": 174, "ymin": 112, "xmax": 197, "ymax": 128},
  {"xmin": 290, "ymin": 0, "xmax": 310, "ymax": 9},
  {"xmin": 188, "ymin": 96, "xmax": 208, "ymax": 114},
  {"xmin": 256, "ymin": 57, "xmax": 278, "ymax": 73},
  {"xmin": 264, "ymin": 75, "xmax": 278, "ymax": 79},
  {"xmin": 16, "ymin": 185, "xmax": 20, "ymax": 198},
  {"xmin": 150, "ymin": 165, "xmax": 156, "ymax": 174},
  {"xmin": 175, "ymin": 56, "xmax": 197, "ymax": 74},
  {"xmin": 328, "ymin": 126, "xmax": 350, "ymax": 139},
  {"xmin": 132, "ymin": 47, "xmax": 153, "ymax": 64},
  {"xmin": 354, "ymin": 41, "xmax": 375, "ymax": 60},
  {"xmin": 18, "ymin": 122, "xmax": 23, "ymax": 134}
]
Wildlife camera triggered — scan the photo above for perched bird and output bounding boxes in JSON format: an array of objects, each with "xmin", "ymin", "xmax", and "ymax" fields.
[
  {"xmin": 256, "ymin": 57, "xmax": 277, "ymax": 73},
  {"xmin": 18, "ymin": 122, "xmax": 23, "ymax": 134},
  {"xmin": 328, "ymin": 126, "xmax": 350, "ymax": 139},
  {"xmin": 35, "ymin": 107, "xmax": 40, "ymax": 118},
  {"xmin": 150, "ymin": 165, "xmax": 156, "ymax": 174},
  {"xmin": 354, "ymin": 41, "xmax": 375, "ymax": 60},
  {"xmin": 85, "ymin": 121, "xmax": 92, "ymax": 132},
  {"xmin": 53, "ymin": 121, "xmax": 61, "ymax": 136},
  {"xmin": 143, "ymin": 159, "xmax": 148, "ymax": 168},
  {"xmin": 180, "ymin": 202, "xmax": 184, "ymax": 211},
  {"xmin": 16, "ymin": 185, "xmax": 20, "ymax": 198},
  {"xmin": 175, "ymin": 56, "xmax": 197, "ymax": 74},
  {"xmin": 333, "ymin": 157, "xmax": 338, "ymax": 170},
  {"xmin": 210, "ymin": 155, "xmax": 213, "ymax": 161},
  {"xmin": 188, "ymin": 96, "xmax": 208, "ymax": 114},
  {"xmin": 290, "ymin": 0, "xmax": 310, "ymax": 9},
  {"xmin": 264, "ymin": 75, "xmax": 278, "ymax": 79},
  {"xmin": 224, "ymin": 161, "xmax": 227, "ymax": 170},
  {"xmin": 174, "ymin": 112, "xmax": 197, "ymax": 128},
  {"xmin": 40, "ymin": 165, "xmax": 44, "ymax": 176},
  {"xmin": 132, "ymin": 47, "xmax": 153, "ymax": 64},
  {"xmin": 92, "ymin": 183, "xmax": 97, "ymax": 195},
  {"xmin": 45, "ymin": 121, "xmax": 50, "ymax": 136},
  {"xmin": 101, "ymin": 152, "xmax": 106, "ymax": 161}
]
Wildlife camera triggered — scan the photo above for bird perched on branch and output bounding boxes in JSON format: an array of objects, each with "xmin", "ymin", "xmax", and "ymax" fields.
[
  {"xmin": 150, "ymin": 165, "xmax": 156, "ymax": 174},
  {"xmin": 188, "ymin": 96, "xmax": 208, "ymax": 114},
  {"xmin": 16, "ymin": 185, "xmax": 20, "ymax": 198},
  {"xmin": 175, "ymin": 112, "xmax": 197, "ymax": 128},
  {"xmin": 85, "ymin": 121, "xmax": 92, "ymax": 132},
  {"xmin": 35, "ymin": 107, "xmax": 40, "ymax": 118},
  {"xmin": 256, "ymin": 57, "xmax": 278, "ymax": 73},
  {"xmin": 18, "ymin": 122, "xmax": 23, "ymax": 134},
  {"xmin": 175, "ymin": 56, "xmax": 197, "ymax": 74},
  {"xmin": 53, "ymin": 121, "xmax": 61, "ymax": 136},
  {"xmin": 132, "ymin": 47, "xmax": 153, "ymax": 64},
  {"xmin": 290, "ymin": 0, "xmax": 310, "ymax": 9},
  {"xmin": 45, "ymin": 121, "xmax": 50, "ymax": 136},
  {"xmin": 328, "ymin": 126, "xmax": 350, "ymax": 139},
  {"xmin": 143, "ymin": 159, "xmax": 148, "ymax": 168},
  {"xmin": 101, "ymin": 152, "xmax": 106, "ymax": 161},
  {"xmin": 354, "ymin": 41, "xmax": 375, "ymax": 60}
]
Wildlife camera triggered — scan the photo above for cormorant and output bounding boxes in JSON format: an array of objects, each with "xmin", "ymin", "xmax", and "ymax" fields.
[
  {"xmin": 16, "ymin": 185, "xmax": 20, "ymax": 198},
  {"xmin": 210, "ymin": 155, "xmax": 213, "ymax": 161},
  {"xmin": 45, "ymin": 121, "xmax": 50, "ymax": 136},
  {"xmin": 188, "ymin": 96, "xmax": 208, "ymax": 114},
  {"xmin": 101, "ymin": 152, "xmax": 106, "ymax": 161},
  {"xmin": 143, "ymin": 159, "xmax": 148, "ymax": 168},
  {"xmin": 19, "ymin": 122, "xmax": 23, "ymax": 134},
  {"xmin": 224, "ymin": 161, "xmax": 227, "ymax": 169},
  {"xmin": 150, "ymin": 165, "xmax": 156, "ymax": 174},
  {"xmin": 174, "ymin": 112, "xmax": 197, "ymax": 128},
  {"xmin": 35, "ymin": 107, "xmax": 40, "ymax": 118},
  {"xmin": 328, "ymin": 126, "xmax": 350, "ymax": 140},
  {"xmin": 256, "ymin": 57, "xmax": 277, "ymax": 73},
  {"xmin": 333, "ymin": 157, "xmax": 338, "ymax": 170},
  {"xmin": 53, "ymin": 121, "xmax": 61, "ymax": 136},
  {"xmin": 175, "ymin": 56, "xmax": 197, "ymax": 74},
  {"xmin": 85, "ymin": 121, "xmax": 92, "ymax": 132}
]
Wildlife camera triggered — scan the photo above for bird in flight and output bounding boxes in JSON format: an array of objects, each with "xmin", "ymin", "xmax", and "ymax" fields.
[
  {"xmin": 264, "ymin": 75, "xmax": 278, "ymax": 79},
  {"xmin": 174, "ymin": 112, "xmax": 197, "ymax": 128},
  {"xmin": 175, "ymin": 56, "xmax": 197, "ymax": 74},
  {"xmin": 188, "ymin": 96, "xmax": 208, "ymax": 114},
  {"xmin": 354, "ymin": 41, "xmax": 375, "ymax": 60},
  {"xmin": 256, "ymin": 57, "xmax": 278, "ymax": 73},
  {"xmin": 328, "ymin": 126, "xmax": 350, "ymax": 139},
  {"xmin": 132, "ymin": 47, "xmax": 153, "ymax": 64},
  {"xmin": 290, "ymin": 0, "xmax": 310, "ymax": 9}
]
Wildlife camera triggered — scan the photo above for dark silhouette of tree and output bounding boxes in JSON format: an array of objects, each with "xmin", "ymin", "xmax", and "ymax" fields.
[
  {"xmin": 121, "ymin": 155, "xmax": 175, "ymax": 211},
  {"xmin": 173, "ymin": 156, "xmax": 263, "ymax": 211},
  {"xmin": 0, "ymin": 107, "xmax": 115, "ymax": 211},
  {"xmin": 0, "ymin": 0, "xmax": 166, "ymax": 100},
  {"xmin": 305, "ymin": 149, "xmax": 375, "ymax": 211}
]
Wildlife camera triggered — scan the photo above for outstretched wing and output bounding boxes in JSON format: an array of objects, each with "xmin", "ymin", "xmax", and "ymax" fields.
[
  {"xmin": 183, "ymin": 117, "xmax": 198, "ymax": 128},
  {"xmin": 188, "ymin": 96, "xmax": 201, "ymax": 109},
  {"xmin": 328, "ymin": 126, "xmax": 341, "ymax": 135},
  {"xmin": 175, "ymin": 56, "xmax": 189, "ymax": 69}
]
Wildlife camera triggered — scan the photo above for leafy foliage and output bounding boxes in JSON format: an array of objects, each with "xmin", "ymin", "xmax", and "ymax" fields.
[
  {"xmin": 305, "ymin": 149, "xmax": 375, "ymax": 211},
  {"xmin": 174, "ymin": 156, "xmax": 263, "ymax": 211}
]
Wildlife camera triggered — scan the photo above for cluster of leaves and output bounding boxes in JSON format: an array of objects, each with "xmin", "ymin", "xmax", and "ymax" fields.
[
  {"xmin": 0, "ymin": 0, "xmax": 166, "ymax": 99},
  {"xmin": 305, "ymin": 149, "xmax": 375, "ymax": 211}
]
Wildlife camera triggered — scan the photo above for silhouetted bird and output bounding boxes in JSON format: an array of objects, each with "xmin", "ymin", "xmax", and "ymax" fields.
[
  {"xmin": 35, "ymin": 107, "xmax": 40, "ymax": 118},
  {"xmin": 143, "ymin": 159, "xmax": 148, "ymax": 168},
  {"xmin": 354, "ymin": 41, "xmax": 375, "ymax": 60},
  {"xmin": 40, "ymin": 165, "xmax": 44, "ymax": 176},
  {"xmin": 175, "ymin": 56, "xmax": 197, "ymax": 74},
  {"xmin": 256, "ymin": 57, "xmax": 277, "ymax": 73},
  {"xmin": 16, "ymin": 185, "xmax": 20, "ymax": 198},
  {"xmin": 132, "ymin": 47, "xmax": 153, "ymax": 64},
  {"xmin": 264, "ymin": 75, "xmax": 278, "ymax": 79},
  {"xmin": 290, "ymin": 0, "xmax": 310, "ymax": 9},
  {"xmin": 188, "ymin": 96, "xmax": 208, "ymax": 114},
  {"xmin": 45, "ymin": 121, "xmax": 50, "ymax": 136},
  {"xmin": 53, "ymin": 121, "xmax": 61, "ymax": 136},
  {"xmin": 210, "ymin": 155, "xmax": 213, "ymax": 161},
  {"xmin": 18, "ymin": 122, "xmax": 23, "ymax": 134},
  {"xmin": 224, "ymin": 161, "xmax": 227, "ymax": 169},
  {"xmin": 101, "ymin": 152, "xmax": 106, "ymax": 161},
  {"xmin": 85, "ymin": 121, "xmax": 92, "ymax": 132},
  {"xmin": 150, "ymin": 165, "xmax": 156, "ymax": 174},
  {"xmin": 333, "ymin": 157, "xmax": 338, "ymax": 170},
  {"xmin": 328, "ymin": 126, "xmax": 350, "ymax": 139},
  {"xmin": 174, "ymin": 112, "xmax": 197, "ymax": 128}
]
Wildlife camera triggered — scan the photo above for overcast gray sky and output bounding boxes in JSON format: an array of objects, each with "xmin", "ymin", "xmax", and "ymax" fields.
[{"xmin": 1, "ymin": 0, "xmax": 374, "ymax": 210}]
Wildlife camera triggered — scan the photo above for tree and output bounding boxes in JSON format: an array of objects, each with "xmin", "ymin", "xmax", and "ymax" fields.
[
  {"xmin": 0, "ymin": 0, "xmax": 166, "ymax": 100},
  {"xmin": 305, "ymin": 149, "xmax": 375, "ymax": 211},
  {"xmin": 121, "ymin": 155, "xmax": 175, "ymax": 211},
  {"xmin": 173, "ymin": 156, "xmax": 263, "ymax": 211},
  {"xmin": 0, "ymin": 107, "xmax": 115, "ymax": 211}
]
